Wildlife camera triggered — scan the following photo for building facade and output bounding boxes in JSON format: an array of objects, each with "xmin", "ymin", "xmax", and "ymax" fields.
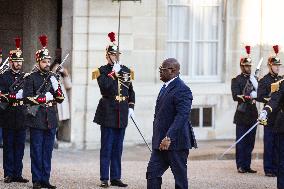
[{"xmin": 1, "ymin": 0, "xmax": 284, "ymax": 149}]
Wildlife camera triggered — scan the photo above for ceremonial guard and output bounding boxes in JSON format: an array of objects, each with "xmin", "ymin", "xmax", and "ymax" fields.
[
  {"xmin": 23, "ymin": 35, "xmax": 64, "ymax": 189},
  {"xmin": 257, "ymin": 45, "xmax": 282, "ymax": 177},
  {"xmin": 231, "ymin": 46, "xmax": 258, "ymax": 173},
  {"xmin": 92, "ymin": 32, "xmax": 135, "ymax": 188},
  {"xmin": 0, "ymin": 38, "xmax": 29, "ymax": 183},
  {"xmin": 259, "ymin": 47, "xmax": 284, "ymax": 189}
]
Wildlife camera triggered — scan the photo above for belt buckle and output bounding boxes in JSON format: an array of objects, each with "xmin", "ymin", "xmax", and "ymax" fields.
[
  {"xmin": 115, "ymin": 96, "xmax": 126, "ymax": 102},
  {"xmin": 115, "ymin": 96, "xmax": 120, "ymax": 101}
]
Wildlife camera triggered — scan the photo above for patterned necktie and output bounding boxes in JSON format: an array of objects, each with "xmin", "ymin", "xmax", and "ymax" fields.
[{"xmin": 158, "ymin": 84, "xmax": 166, "ymax": 99}]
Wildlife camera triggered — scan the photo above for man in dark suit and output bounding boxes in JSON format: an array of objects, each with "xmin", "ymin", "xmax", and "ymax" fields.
[{"xmin": 146, "ymin": 58, "xmax": 197, "ymax": 189}]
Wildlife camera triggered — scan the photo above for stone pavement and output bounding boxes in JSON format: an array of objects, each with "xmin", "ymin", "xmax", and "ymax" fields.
[{"xmin": 0, "ymin": 139, "xmax": 276, "ymax": 189}]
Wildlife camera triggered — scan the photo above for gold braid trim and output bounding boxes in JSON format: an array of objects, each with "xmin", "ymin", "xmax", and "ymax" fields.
[
  {"xmin": 27, "ymin": 97, "xmax": 39, "ymax": 105},
  {"xmin": 265, "ymin": 105, "xmax": 273, "ymax": 113},
  {"xmin": 237, "ymin": 95, "xmax": 245, "ymax": 102},
  {"xmin": 271, "ymin": 79, "xmax": 284, "ymax": 93},
  {"xmin": 130, "ymin": 69, "xmax": 134, "ymax": 80},
  {"xmin": 92, "ymin": 68, "xmax": 100, "ymax": 80}
]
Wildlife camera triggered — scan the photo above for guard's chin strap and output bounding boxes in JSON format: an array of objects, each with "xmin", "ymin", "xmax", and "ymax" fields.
[
  {"xmin": 242, "ymin": 70, "xmax": 250, "ymax": 76},
  {"xmin": 269, "ymin": 64, "xmax": 278, "ymax": 77},
  {"xmin": 271, "ymin": 70, "xmax": 277, "ymax": 76},
  {"xmin": 107, "ymin": 53, "xmax": 116, "ymax": 65}
]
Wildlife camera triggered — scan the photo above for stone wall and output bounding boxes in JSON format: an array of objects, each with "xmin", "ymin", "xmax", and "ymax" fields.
[{"xmin": 69, "ymin": 0, "xmax": 284, "ymax": 149}]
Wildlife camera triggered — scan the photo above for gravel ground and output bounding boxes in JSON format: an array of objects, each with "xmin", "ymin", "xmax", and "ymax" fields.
[{"xmin": 0, "ymin": 145, "xmax": 276, "ymax": 189}]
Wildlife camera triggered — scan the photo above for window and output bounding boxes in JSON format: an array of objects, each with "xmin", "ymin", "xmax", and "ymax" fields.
[
  {"xmin": 167, "ymin": 0, "xmax": 223, "ymax": 82},
  {"xmin": 190, "ymin": 107, "xmax": 214, "ymax": 128}
]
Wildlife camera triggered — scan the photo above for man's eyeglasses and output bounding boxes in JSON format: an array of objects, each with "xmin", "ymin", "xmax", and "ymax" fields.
[{"xmin": 159, "ymin": 66, "xmax": 174, "ymax": 72}]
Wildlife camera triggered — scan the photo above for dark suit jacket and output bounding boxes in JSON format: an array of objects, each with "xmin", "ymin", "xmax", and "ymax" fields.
[{"xmin": 152, "ymin": 77, "xmax": 197, "ymax": 150}]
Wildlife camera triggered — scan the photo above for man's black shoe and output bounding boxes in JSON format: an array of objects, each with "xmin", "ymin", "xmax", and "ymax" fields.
[
  {"xmin": 4, "ymin": 176, "xmax": 13, "ymax": 183},
  {"xmin": 41, "ymin": 182, "xmax": 57, "ymax": 189},
  {"xmin": 237, "ymin": 167, "xmax": 246, "ymax": 173},
  {"xmin": 14, "ymin": 176, "xmax": 29, "ymax": 183},
  {"xmin": 100, "ymin": 180, "xmax": 109, "ymax": 188},
  {"xmin": 33, "ymin": 182, "xmax": 41, "ymax": 189},
  {"xmin": 110, "ymin": 179, "xmax": 128, "ymax": 187},
  {"xmin": 246, "ymin": 168, "xmax": 257, "ymax": 173},
  {"xmin": 265, "ymin": 173, "xmax": 276, "ymax": 177}
]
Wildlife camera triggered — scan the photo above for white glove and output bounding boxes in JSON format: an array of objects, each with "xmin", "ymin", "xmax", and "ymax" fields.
[
  {"xmin": 45, "ymin": 92, "xmax": 54, "ymax": 102},
  {"xmin": 16, "ymin": 89, "xmax": 23, "ymax": 99},
  {"xmin": 250, "ymin": 91, "xmax": 257, "ymax": 99},
  {"xmin": 50, "ymin": 76, "xmax": 59, "ymax": 91},
  {"xmin": 128, "ymin": 108, "xmax": 134, "ymax": 118},
  {"xmin": 112, "ymin": 63, "xmax": 121, "ymax": 73},
  {"xmin": 258, "ymin": 110, "xmax": 268, "ymax": 125},
  {"xmin": 250, "ymin": 75, "xmax": 258, "ymax": 90}
]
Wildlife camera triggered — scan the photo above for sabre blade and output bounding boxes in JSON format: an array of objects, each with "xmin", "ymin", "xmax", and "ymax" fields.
[
  {"xmin": 219, "ymin": 122, "xmax": 259, "ymax": 159},
  {"xmin": 256, "ymin": 57, "xmax": 263, "ymax": 70},
  {"xmin": 130, "ymin": 116, "xmax": 152, "ymax": 152},
  {"xmin": 3, "ymin": 57, "xmax": 8, "ymax": 65},
  {"xmin": 55, "ymin": 53, "xmax": 69, "ymax": 73},
  {"xmin": 60, "ymin": 53, "xmax": 69, "ymax": 67}
]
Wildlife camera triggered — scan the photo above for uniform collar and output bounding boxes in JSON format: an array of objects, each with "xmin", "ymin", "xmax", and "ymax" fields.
[
  {"xmin": 37, "ymin": 69, "xmax": 49, "ymax": 76},
  {"xmin": 241, "ymin": 72, "xmax": 250, "ymax": 77},
  {"xmin": 10, "ymin": 69, "xmax": 20, "ymax": 75},
  {"xmin": 269, "ymin": 72, "xmax": 278, "ymax": 78}
]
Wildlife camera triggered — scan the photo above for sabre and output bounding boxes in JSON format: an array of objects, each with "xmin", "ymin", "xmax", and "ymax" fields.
[
  {"xmin": 57, "ymin": 53, "xmax": 69, "ymax": 71},
  {"xmin": 130, "ymin": 116, "xmax": 152, "ymax": 152},
  {"xmin": 0, "ymin": 57, "xmax": 9, "ymax": 74},
  {"xmin": 254, "ymin": 57, "xmax": 263, "ymax": 77},
  {"xmin": 1, "ymin": 57, "xmax": 9, "ymax": 66},
  {"xmin": 219, "ymin": 121, "xmax": 259, "ymax": 159}
]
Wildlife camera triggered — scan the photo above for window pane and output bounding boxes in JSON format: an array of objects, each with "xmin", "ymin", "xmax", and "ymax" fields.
[
  {"xmin": 195, "ymin": 6, "xmax": 219, "ymax": 40},
  {"xmin": 203, "ymin": 107, "xmax": 212, "ymax": 127},
  {"xmin": 190, "ymin": 108, "xmax": 199, "ymax": 127},
  {"xmin": 194, "ymin": 42, "xmax": 218, "ymax": 76},
  {"xmin": 168, "ymin": 6, "xmax": 190, "ymax": 40},
  {"xmin": 167, "ymin": 42, "xmax": 190, "ymax": 75},
  {"xmin": 168, "ymin": 0, "xmax": 191, "ymax": 4},
  {"xmin": 198, "ymin": 0, "xmax": 220, "ymax": 6}
]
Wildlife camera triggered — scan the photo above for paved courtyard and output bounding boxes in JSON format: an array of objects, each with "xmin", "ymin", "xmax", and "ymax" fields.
[{"xmin": 0, "ymin": 140, "xmax": 276, "ymax": 189}]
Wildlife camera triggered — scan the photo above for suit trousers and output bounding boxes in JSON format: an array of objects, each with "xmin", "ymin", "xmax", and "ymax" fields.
[{"xmin": 146, "ymin": 149, "xmax": 189, "ymax": 189}]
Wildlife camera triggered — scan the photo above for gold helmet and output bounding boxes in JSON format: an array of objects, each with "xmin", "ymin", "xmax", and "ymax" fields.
[
  {"xmin": 240, "ymin": 45, "xmax": 252, "ymax": 66},
  {"xmin": 268, "ymin": 45, "xmax": 281, "ymax": 65},
  {"xmin": 35, "ymin": 35, "xmax": 51, "ymax": 62},
  {"xmin": 9, "ymin": 37, "xmax": 24, "ymax": 62},
  {"xmin": 106, "ymin": 32, "xmax": 121, "ymax": 55}
]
